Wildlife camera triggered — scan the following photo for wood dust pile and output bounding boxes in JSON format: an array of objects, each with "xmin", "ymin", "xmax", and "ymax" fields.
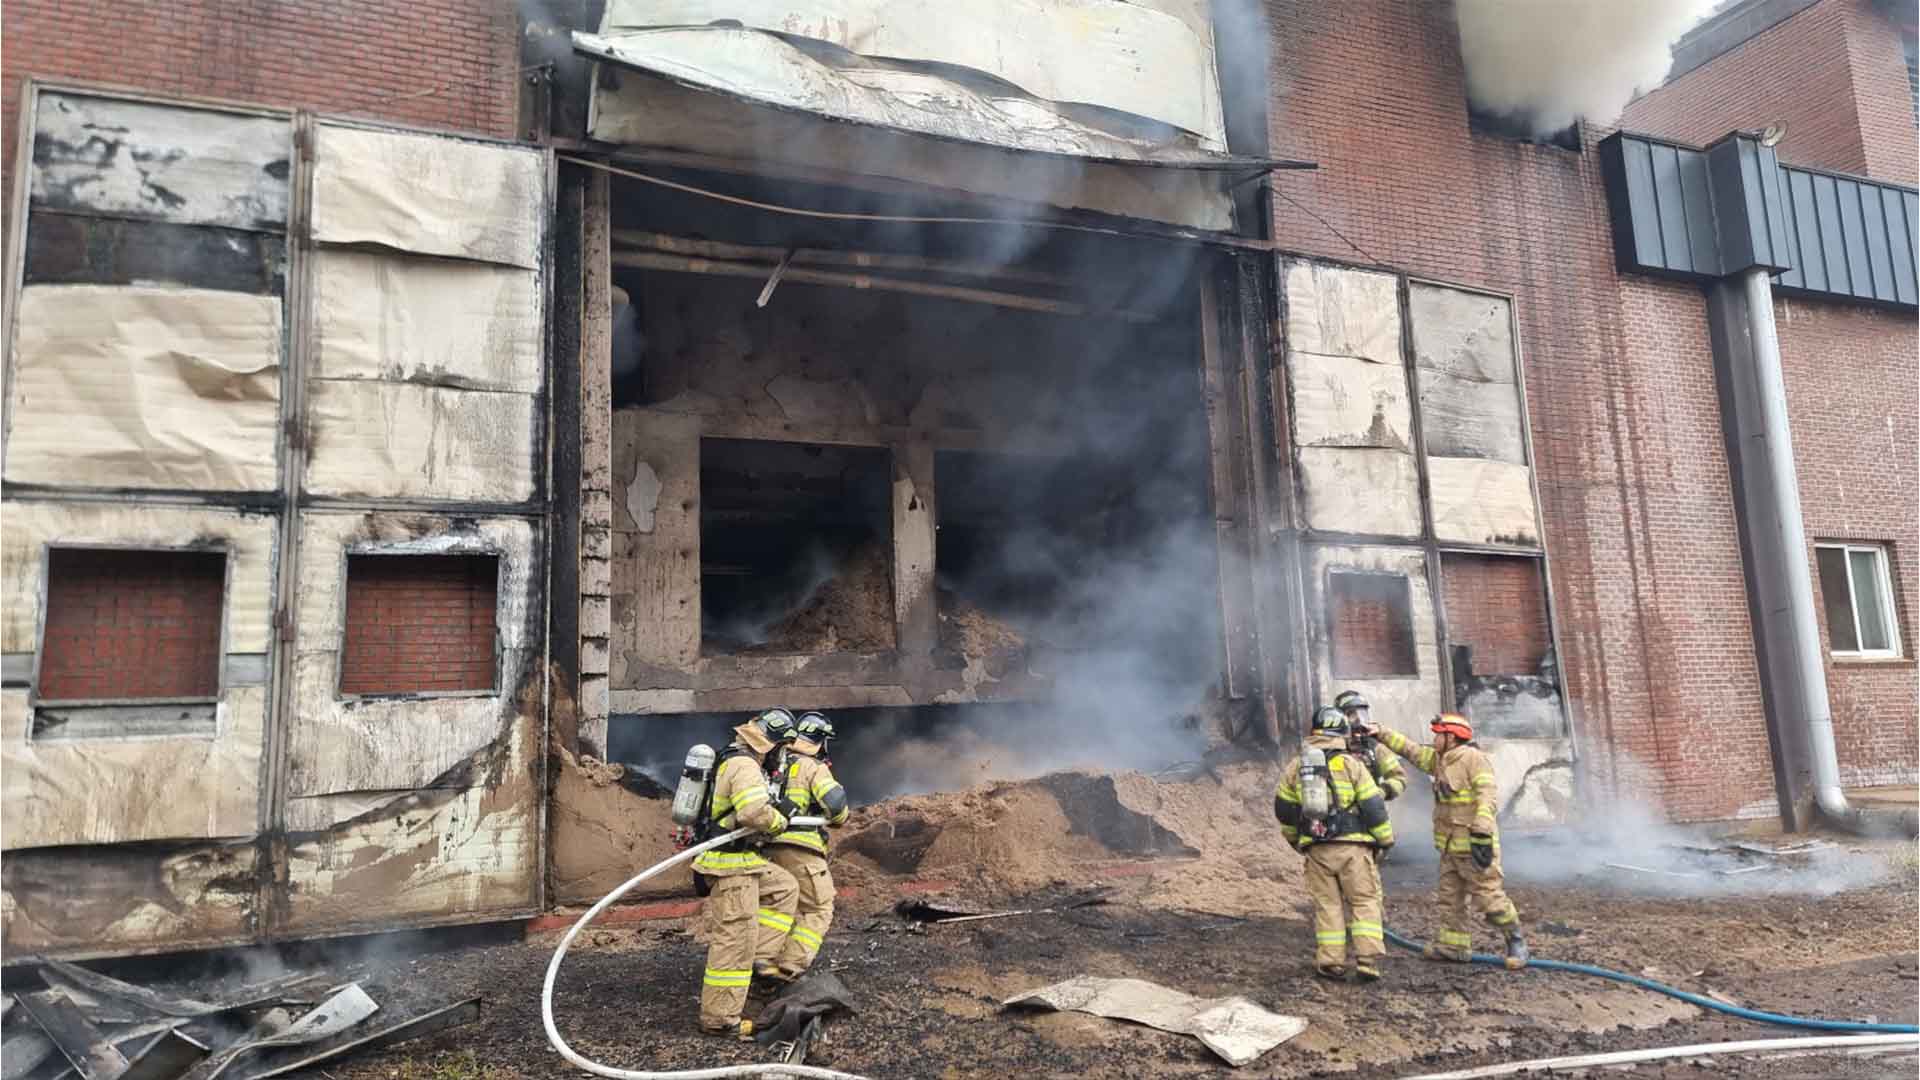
[
  {"xmin": 753, "ymin": 540, "xmax": 896, "ymax": 653},
  {"xmin": 936, "ymin": 590, "xmax": 1027, "ymax": 654}
]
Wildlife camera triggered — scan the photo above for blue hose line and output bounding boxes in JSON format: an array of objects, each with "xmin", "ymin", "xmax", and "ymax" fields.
[{"xmin": 1383, "ymin": 928, "xmax": 1920, "ymax": 1035}]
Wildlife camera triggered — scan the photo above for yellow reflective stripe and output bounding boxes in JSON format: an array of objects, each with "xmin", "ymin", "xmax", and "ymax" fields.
[
  {"xmin": 703, "ymin": 967, "xmax": 752, "ymax": 987},
  {"xmin": 734, "ymin": 788, "xmax": 769, "ymax": 809},
  {"xmin": 790, "ymin": 925, "xmax": 823, "ymax": 949},
  {"xmin": 1369, "ymin": 824, "xmax": 1395, "ymax": 842},
  {"xmin": 1348, "ymin": 921, "xmax": 1383, "ymax": 939},
  {"xmin": 692, "ymin": 850, "xmax": 770, "ymax": 871},
  {"xmin": 757, "ymin": 908, "xmax": 794, "ymax": 931},
  {"xmin": 772, "ymin": 830, "xmax": 829, "ymax": 852},
  {"xmin": 1437, "ymin": 929, "xmax": 1473, "ymax": 946},
  {"xmin": 1315, "ymin": 930, "xmax": 1348, "ymax": 943},
  {"xmin": 1471, "ymin": 772, "xmax": 1495, "ymax": 784},
  {"xmin": 811, "ymin": 778, "xmax": 842, "ymax": 799}
]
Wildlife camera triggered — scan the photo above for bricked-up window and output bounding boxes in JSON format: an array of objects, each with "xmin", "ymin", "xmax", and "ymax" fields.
[
  {"xmin": 1328, "ymin": 571, "xmax": 1419, "ymax": 677},
  {"xmin": 38, "ymin": 549, "xmax": 226, "ymax": 702},
  {"xmin": 1440, "ymin": 553, "xmax": 1551, "ymax": 676},
  {"xmin": 340, "ymin": 555, "xmax": 499, "ymax": 695},
  {"xmin": 1815, "ymin": 543, "xmax": 1903, "ymax": 659}
]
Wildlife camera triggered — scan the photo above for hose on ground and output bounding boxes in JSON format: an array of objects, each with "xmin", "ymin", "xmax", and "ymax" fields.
[
  {"xmin": 1399, "ymin": 1033, "xmax": 1919, "ymax": 1080},
  {"xmin": 542, "ymin": 818, "xmax": 871, "ymax": 1080},
  {"xmin": 1384, "ymin": 928, "xmax": 1919, "ymax": 1035}
]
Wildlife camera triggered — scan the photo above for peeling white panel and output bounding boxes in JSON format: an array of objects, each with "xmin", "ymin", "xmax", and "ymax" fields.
[
  {"xmin": 2, "ymin": 685, "xmax": 265, "ymax": 849},
  {"xmin": 588, "ymin": 74, "xmax": 1232, "ymax": 230},
  {"xmin": 31, "ymin": 93, "xmax": 291, "ymax": 230},
  {"xmin": 1283, "ymin": 262, "xmax": 1402, "ymax": 366},
  {"xmin": 6, "ymin": 285, "xmax": 281, "ymax": 492},
  {"xmin": 1409, "ymin": 283, "xmax": 1517, "ymax": 385},
  {"xmin": 1486, "ymin": 739, "xmax": 1575, "ymax": 827},
  {"xmin": 599, "ymin": 0, "xmax": 1226, "ymax": 144},
  {"xmin": 304, "ymin": 381, "xmax": 536, "ymax": 501},
  {"xmin": 1427, "ymin": 457, "xmax": 1541, "ymax": 547},
  {"xmin": 1288, "ymin": 351, "xmax": 1411, "ymax": 450},
  {"xmin": 1418, "ymin": 369, "xmax": 1526, "ymax": 463},
  {"xmin": 1297, "ymin": 447, "xmax": 1421, "ymax": 538},
  {"xmin": 313, "ymin": 251, "xmax": 542, "ymax": 393},
  {"xmin": 284, "ymin": 513, "xmax": 537, "ymax": 823},
  {"xmin": 625, "ymin": 461, "xmax": 662, "ymax": 533},
  {"xmin": 611, "ymin": 410, "xmax": 701, "ymax": 674},
  {"xmin": 311, "ymin": 125, "xmax": 543, "ymax": 269},
  {"xmin": 578, "ymin": 28, "xmax": 1226, "ymax": 161},
  {"xmin": 1306, "ymin": 544, "xmax": 1441, "ymax": 738},
  {"xmin": 1, "ymin": 502, "xmax": 277, "ymax": 655}
]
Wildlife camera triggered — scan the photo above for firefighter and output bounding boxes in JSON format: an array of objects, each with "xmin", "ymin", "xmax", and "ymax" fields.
[
  {"xmin": 1362, "ymin": 712, "xmax": 1530, "ymax": 969},
  {"xmin": 1335, "ymin": 690, "xmax": 1406, "ymax": 802},
  {"xmin": 1275, "ymin": 707, "xmax": 1396, "ymax": 981},
  {"xmin": 757, "ymin": 711, "xmax": 851, "ymax": 982},
  {"xmin": 695, "ymin": 708, "xmax": 801, "ymax": 1037}
]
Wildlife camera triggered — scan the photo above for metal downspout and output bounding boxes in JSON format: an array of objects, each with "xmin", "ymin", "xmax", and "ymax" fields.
[{"xmin": 1737, "ymin": 268, "xmax": 1860, "ymax": 831}]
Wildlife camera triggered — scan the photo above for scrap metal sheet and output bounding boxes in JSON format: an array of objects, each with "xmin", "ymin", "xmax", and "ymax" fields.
[
  {"xmin": 6, "ymin": 285, "xmax": 281, "ymax": 492},
  {"xmin": 1, "ymin": 686, "xmax": 265, "ymax": 849},
  {"xmin": 1427, "ymin": 457, "xmax": 1540, "ymax": 547},
  {"xmin": 1296, "ymin": 447, "xmax": 1421, "ymax": 538},
  {"xmin": 312, "ymin": 251, "xmax": 542, "ymax": 393},
  {"xmin": 600, "ymin": 0, "xmax": 1227, "ymax": 144},
  {"xmin": 311, "ymin": 125, "xmax": 543, "ymax": 269},
  {"xmin": 578, "ymin": 28, "xmax": 1226, "ymax": 162},
  {"xmin": 1004, "ymin": 976, "xmax": 1305, "ymax": 1066},
  {"xmin": 30, "ymin": 92, "xmax": 291, "ymax": 231},
  {"xmin": 1, "ymin": 501, "xmax": 278, "ymax": 656},
  {"xmin": 303, "ymin": 381, "xmax": 536, "ymax": 502}
]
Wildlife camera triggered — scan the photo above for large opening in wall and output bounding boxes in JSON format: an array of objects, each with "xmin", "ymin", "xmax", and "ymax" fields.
[
  {"xmin": 700, "ymin": 438, "xmax": 895, "ymax": 655},
  {"xmin": 1439, "ymin": 551, "xmax": 1560, "ymax": 737}
]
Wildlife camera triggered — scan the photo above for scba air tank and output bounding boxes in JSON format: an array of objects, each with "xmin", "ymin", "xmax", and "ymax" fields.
[
  {"xmin": 1300, "ymin": 745, "xmax": 1332, "ymax": 821},
  {"xmin": 670, "ymin": 744, "xmax": 716, "ymax": 826}
]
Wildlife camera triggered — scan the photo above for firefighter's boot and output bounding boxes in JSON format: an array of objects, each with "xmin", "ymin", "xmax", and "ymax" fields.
[
  {"xmin": 1502, "ymin": 928, "xmax": 1530, "ymax": 970},
  {"xmin": 1354, "ymin": 958, "xmax": 1382, "ymax": 983}
]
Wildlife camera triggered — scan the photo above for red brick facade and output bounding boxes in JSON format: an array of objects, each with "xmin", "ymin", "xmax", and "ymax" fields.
[
  {"xmin": 1328, "ymin": 572, "xmax": 1419, "ymax": 678},
  {"xmin": 1621, "ymin": 0, "xmax": 1918, "ymax": 185},
  {"xmin": 38, "ymin": 549, "xmax": 226, "ymax": 701},
  {"xmin": 1268, "ymin": 0, "xmax": 1918, "ymax": 820},
  {"xmin": 1, "ymin": 0, "xmax": 521, "ymax": 229},
  {"xmin": 340, "ymin": 555, "xmax": 500, "ymax": 695},
  {"xmin": 1440, "ymin": 554, "xmax": 1552, "ymax": 677}
]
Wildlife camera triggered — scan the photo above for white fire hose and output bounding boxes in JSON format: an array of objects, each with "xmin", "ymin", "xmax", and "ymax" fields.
[{"xmin": 541, "ymin": 818, "xmax": 871, "ymax": 1080}]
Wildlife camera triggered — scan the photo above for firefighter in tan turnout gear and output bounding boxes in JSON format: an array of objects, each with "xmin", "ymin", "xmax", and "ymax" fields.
[
  {"xmin": 757, "ymin": 712, "xmax": 851, "ymax": 982},
  {"xmin": 1335, "ymin": 690, "xmax": 1406, "ymax": 803},
  {"xmin": 1365, "ymin": 712, "xmax": 1530, "ymax": 969},
  {"xmin": 1274, "ymin": 707, "xmax": 1396, "ymax": 981},
  {"xmin": 694, "ymin": 709, "xmax": 800, "ymax": 1037}
]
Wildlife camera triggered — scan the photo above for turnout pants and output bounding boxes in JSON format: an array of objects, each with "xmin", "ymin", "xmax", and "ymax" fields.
[
  {"xmin": 762, "ymin": 846, "xmax": 837, "ymax": 976},
  {"xmin": 698, "ymin": 863, "xmax": 798, "ymax": 1029},
  {"xmin": 1303, "ymin": 843, "xmax": 1384, "ymax": 970},
  {"xmin": 1434, "ymin": 850, "xmax": 1520, "ymax": 955}
]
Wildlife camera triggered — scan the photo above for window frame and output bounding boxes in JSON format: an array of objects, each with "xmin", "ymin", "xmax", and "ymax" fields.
[
  {"xmin": 334, "ymin": 548, "xmax": 506, "ymax": 701},
  {"xmin": 1815, "ymin": 542, "xmax": 1903, "ymax": 661},
  {"xmin": 29, "ymin": 541, "xmax": 232, "ymax": 720}
]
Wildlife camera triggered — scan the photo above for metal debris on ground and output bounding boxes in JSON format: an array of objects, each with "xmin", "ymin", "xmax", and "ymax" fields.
[
  {"xmin": 895, "ymin": 886, "xmax": 1117, "ymax": 926},
  {"xmin": 1, "ymin": 961, "xmax": 480, "ymax": 1080},
  {"xmin": 754, "ymin": 970, "xmax": 854, "ymax": 1065},
  {"xmin": 1002, "ymin": 976, "xmax": 1307, "ymax": 1067}
]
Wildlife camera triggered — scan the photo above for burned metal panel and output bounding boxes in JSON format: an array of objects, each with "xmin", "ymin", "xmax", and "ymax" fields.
[
  {"xmin": 1295, "ymin": 448, "xmax": 1421, "ymax": 538},
  {"xmin": 302, "ymin": 381, "xmax": 538, "ymax": 502},
  {"xmin": 1281, "ymin": 261, "xmax": 1402, "ymax": 367},
  {"xmin": 24, "ymin": 214, "xmax": 286, "ymax": 294},
  {"xmin": 282, "ymin": 512, "xmax": 540, "ymax": 831},
  {"xmin": 310, "ymin": 125, "xmax": 543, "ymax": 270},
  {"xmin": 5, "ymin": 285, "xmax": 282, "ymax": 492},
  {"xmin": 1409, "ymin": 284, "xmax": 1525, "ymax": 465},
  {"xmin": 0, "ymin": 839, "xmax": 258, "ymax": 959},
  {"xmin": 586, "ymin": 74, "xmax": 1233, "ymax": 231},
  {"xmin": 596, "ymin": 0, "xmax": 1227, "ymax": 145},
  {"xmin": 311, "ymin": 252, "xmax": 542, "ymax": 393},
  {"xmin": 892, "ymin": 443, "xmax": 938, "ymax": 658},
  {"xmin": 1426, "ymin": 457, "xmax": 1540, "ymax": 548},
  {"xmin": 611, "ymin": 409, "xmax": 702, "ymax": 679},
  {"xmin": 1285, "ymin": 351, "xmax": 1411, "ymax": 450},
  {"xmin": 1304, "ymin": 543, "xmax": 1440, "ymax": 737},
  {"xmin": 29, "ymin": 92, "xmax": 291, "ymax": 231}
]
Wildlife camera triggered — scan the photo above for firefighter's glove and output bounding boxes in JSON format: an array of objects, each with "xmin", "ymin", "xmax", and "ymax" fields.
[
  {"xmin": 1469, "ymin": 832, "xmax": 1495, "ymax": 871},
  {"xmin": 764, "ymin": 810, "xmax": 791, "ymax": 837}
]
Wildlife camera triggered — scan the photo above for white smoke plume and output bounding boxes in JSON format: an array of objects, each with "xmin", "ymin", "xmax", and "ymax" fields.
[{"xmin": 1454, "ymin": 0, "xmax": 1720, "ymax": 135}]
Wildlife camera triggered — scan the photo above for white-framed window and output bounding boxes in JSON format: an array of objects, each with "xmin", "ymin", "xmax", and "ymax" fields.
[{"xmin": 1815, "ymin": 543, "xmax": 1902, "ymax": 659}]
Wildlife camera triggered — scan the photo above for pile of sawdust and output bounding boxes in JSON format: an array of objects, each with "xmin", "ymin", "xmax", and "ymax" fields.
[
  {"xmin": 752, "ymin": 540, "xmax": 896, "ymax": 653},
  {"xmin": 936, "ymin": 592, "xmax": 1026, "ymax": 654}
]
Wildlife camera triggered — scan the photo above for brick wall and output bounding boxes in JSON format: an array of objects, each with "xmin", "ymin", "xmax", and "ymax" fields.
[
  {"xmin": 340, "ymin": 554, "xmax": 499, "ymax": 695},
  {"xmin": 1778, "ymin": 296, "xmax": 1920, "ymax": 788},
  {"xmin": 1263, "ymin": 0, "xmax": 1920, "ymax": 821},
  {"xmin": 38, "ymin": 549, "xmax": 225, "ymax": 701},
  {"xmin": 1, "ymin": 0, "xmax": 522, "ymax": 228},
  {"xmin": 1328, "ymin": 572, "xmax": 1418, "ymax": 677},
  {"xmin": 1620, "ymin": 0, "xmax": 1916, "ymax": 184},
  {"xmin": 1440, "ymin": 554, "xmax": 1551, "ymax": 676}
]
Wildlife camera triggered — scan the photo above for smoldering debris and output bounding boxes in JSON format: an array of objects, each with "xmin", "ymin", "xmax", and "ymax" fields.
[
  {"xmin": 2, "ymin": 960, "xmax": 478, "ymax": 1080},
  {"xmin": 1454, "ymin": 0, "xmax": 1716, "ymax": 136}
]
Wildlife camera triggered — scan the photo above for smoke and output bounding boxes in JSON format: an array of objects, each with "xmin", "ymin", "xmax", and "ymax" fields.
[{"xmin": 1454, "ymin": 0, "xmax": 1718, "ymax": 136}]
